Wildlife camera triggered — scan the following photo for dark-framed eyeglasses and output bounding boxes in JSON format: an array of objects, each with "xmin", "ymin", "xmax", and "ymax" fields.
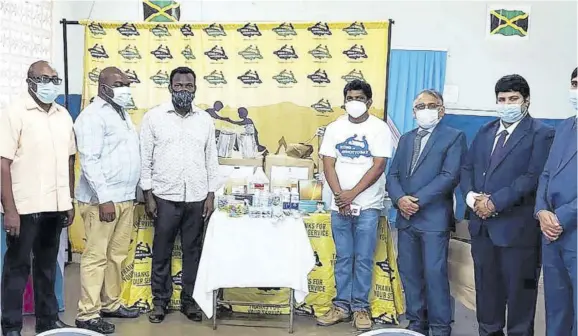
[
  {"xmin": 29, "ymin": 75, "xmax": 62, "ymax": 85},
  {"xmin": 414, "ymin": 103, "xmax": 441, "ymax": 111}
]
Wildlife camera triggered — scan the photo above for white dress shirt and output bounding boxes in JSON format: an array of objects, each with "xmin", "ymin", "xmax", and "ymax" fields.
[
  {"xmin": 140, "ymin": 102, "xmax": 219, "ymax": 203},
  {"xmin": 466, "ymin": 119, "xmax": 522, "ymax": 209}
]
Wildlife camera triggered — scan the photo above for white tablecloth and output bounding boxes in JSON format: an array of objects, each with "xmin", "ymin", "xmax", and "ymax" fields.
[{"xmin": 193, "ymin": 211, "xmax": 315, "ymax": 318}]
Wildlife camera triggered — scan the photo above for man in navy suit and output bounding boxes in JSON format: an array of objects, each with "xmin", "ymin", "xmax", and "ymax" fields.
[
  {"xmin": 387, "ymin": 89, "xmax": 467, "ymax": 336},
  {"xmin": 535, "ymin": 67, "xmax": 577, "ymax": 336},
  {"xmin": 461, "ymin": 74, "xmax": 555, "ymax": 336}
]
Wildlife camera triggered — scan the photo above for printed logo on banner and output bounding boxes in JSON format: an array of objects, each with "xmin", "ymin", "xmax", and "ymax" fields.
[
  {"xmin": 182, "ymin": 45, "xmax": 195, "ymax": 60},
  {"xmin": 133, "ymin": 270, "xmax": 151, "ymax": 286},
  {"xmin": 336, "ymin": 135, "xmax": 372, "ymax": 159},
  {"xmin": 88, "ymin": 67, "xmax": 101, "ymax": 82},
  {"xmin": 343, "ymin": 44, "xmax": 368, "ymax": 60},
  {"xmin": 237, "ymin": 23, "xmax": 262, "ymax": 38},
  {"xmin": 342, "ymin": 69, "xmax": 366, "ymax": 83},
  {"xmin": 238, "ymin": 45, "xmax": 263, "ymax": 61},
  {"xmin": 331, "ymin": 253, "xmax": 336, "ymax": 267},
  {"xmin": 203, "ymin": 23, "xmax": 227, "ymax": 37},
  {"xmin": 119, "ymin": 45, "xmax": 142, "ymax": 60},
  {"xmin": 150, "ymin": 70, "xmax": 170, "ymax": 86},
  {"xmin": 374, "ymin": 283, "xmax": 395, "ymax": 302},
  {"xmin": 126, "ymin": 97, "xmax": 138, "ymax": 111},
  {"xmin": 125, "ymin": 69, "xmax": 141, "ymax": 84},
  {"xmin": 273, "ymin": 45, "xmax": 298, "ymax": 60},
  {"xmin": 272, "ymin": 22, "xmax": 297, "ymax": 38},
  {"xmin": 88, "ymin": 44, "xmax": 109, "ymax": 59},
  {"xmin": 129, "ymin": 299, "xmax": 151, "ymax": 313},
  {"xmin": 151, "ymin": 45, "xmax": 173, "ymax": 60},
  {"xmin": 305, "ymin": 220, "xmax": 330, "ymax": 237},
  {"xmin": 311, "ymin": 98, "xmax": 333, "ymax": 114},
  {"xmin": 134, "ymin": 242, "xmax": 152, "ymax": 260},
  {"xmin": 172, "ymin": 270, "xmax": 183, "ymax": 287},
  {"xmin": 307, "ymin": 69, "xmax": 331, "ymax": 85},
  {"xmin": 150, "ymin": 24, "xmax": 171, "ymax": 37},
  {"xmin": 257, "ymin": 288, "xmax": 281, "ymax": 293},
  {"xmin": 180, "ymin": 24, "xmax": 194, "ymax": 37},
  {"xmin": 204, "ymin": 70, "xmax": 227, "ymax": 85},
  {"xmin": 308, "ymin": 44, "xmax": 332, "ymax": 60},
  {"xmin": 272, "ymin": 69, "xmax": 297, "ymax": 85},
  {"xmin": 172, "ymin": 242, "xmax": 182, "ymax": 259},
  {"xmin": 117, "ymin": 23, "xmax": 140, "ymax": 37},
  {"xmin": 308, "ymin": 22, "xmax": 332, "ymax": 37},
  {"xmin": 204, "ymin": 45, "xmax": 228, "ymax": 61},
  {"xmin": 314, "ymin": 251, "xmax": 323, "ymax": 267},
  {"xmin": 376, "ymin": 259, "xmax": 395, "ymax": 279},
  {"xmin": 237, "ymin": 70, "xmax": 262, "ymax": 85},
  {"xmin": 343, "ymin": 22, "xmax": 368, "ymax": 37},
  {"xmin": 88, "ymin": 22, "xmax": 106, "ymax": 36},
  {"xmin": 308, "ymin": 278, "xmax": 327, "ymax": 293},
  {"xmin": 121, "ymin": 262, "xmax": 134, "ymax": 282}
]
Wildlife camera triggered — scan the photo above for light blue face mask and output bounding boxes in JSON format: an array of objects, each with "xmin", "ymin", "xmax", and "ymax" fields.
[
  {"xmin": 496, "ymin": 104, "xmax": 526, "ymax": 123},
  {"xmin": 33, "ymin": 82, "xmax": 60, "ymax": 104}
]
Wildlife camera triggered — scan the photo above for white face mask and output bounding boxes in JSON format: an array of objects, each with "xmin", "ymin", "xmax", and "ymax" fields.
[
  {"xmin": 106, "ymin": 85, "xmax": 132, "ymax": 108},
  {"xmin": 345, "ymin": 100, "xmax": 367, "ymax": 118},
  {"xmin": 415, "ymin": 108, "xmax": 440, "ymax": 129},
  {"xmin": 569, "ymin": 89, "xmax": 578, "ymax": 114}
]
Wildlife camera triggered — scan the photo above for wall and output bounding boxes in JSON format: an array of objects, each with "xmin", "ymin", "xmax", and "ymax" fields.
[{"xmin": 51, "ymin": 0, "xmax": 577, "ymax": 120}]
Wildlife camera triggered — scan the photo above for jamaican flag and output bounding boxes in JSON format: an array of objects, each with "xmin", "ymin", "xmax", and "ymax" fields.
[
  {"xmin": 489, "ymin": 9, "xmax": 529, "ymax": 37},
  {"xmin": 143, "ymin": 0, "xmax": 180, "ymax": 22}
]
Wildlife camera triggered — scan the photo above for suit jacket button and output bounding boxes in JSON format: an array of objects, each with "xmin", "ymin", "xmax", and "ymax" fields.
[{"xmin": 483, "ymin": 172, "xmax": 486, "ymax": 176}]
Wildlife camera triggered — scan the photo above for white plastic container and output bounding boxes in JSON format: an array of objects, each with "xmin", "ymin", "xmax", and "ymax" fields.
[{"xmin": 247, "ymin": 167, "xmax": 270, "ymax": 194}]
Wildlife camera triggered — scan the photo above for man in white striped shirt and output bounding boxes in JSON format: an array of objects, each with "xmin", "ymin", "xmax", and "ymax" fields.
[{"xmin": 73, "ymin": 67, "xmax": 141, "ymax": 334}]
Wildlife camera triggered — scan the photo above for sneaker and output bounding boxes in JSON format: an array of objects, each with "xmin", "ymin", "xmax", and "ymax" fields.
[
  {"xmin": 316, "ymin": 306, "xmax": 351, "ymax": 326},
  {"xmin": 101, "ymin": 305, "xmax": 140, "ymax": 318},
  {"xmin": 75, "ymin": 318, "xmax": 115, "ymax": 334},
  {"xmin": 353, "ymin": 311, "xmax": 372, "ymax": 331}
]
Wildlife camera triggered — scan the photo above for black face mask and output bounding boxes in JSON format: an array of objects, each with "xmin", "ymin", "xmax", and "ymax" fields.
[{"xmin": 172, "ymin": 90, "xmax": 194, "ymax": 110}]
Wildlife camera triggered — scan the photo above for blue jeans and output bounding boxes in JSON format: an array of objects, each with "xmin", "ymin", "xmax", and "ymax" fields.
[{"xmin": 331, "ymin": 209, "xmax": 380, "ymax": 313}]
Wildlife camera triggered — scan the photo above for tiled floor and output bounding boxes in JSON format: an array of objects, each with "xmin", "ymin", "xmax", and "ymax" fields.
[{"xmin": 20, "ymin": 263, "xmax": 545, "ymax": 335}]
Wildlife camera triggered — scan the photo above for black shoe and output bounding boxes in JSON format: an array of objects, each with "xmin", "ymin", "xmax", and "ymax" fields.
[
  {"xmin": 4, "ymin": 331, "xmax": 21, "ymax": 336},
  {"xmin": 75, "ymin": 318, "xmax": 115, "ymax": 334},
  {"xmin": 35, "ymin": 319, "xmax": 72, "ymax": 333},
  {"xmin": 181, "ymin": 304, "xmax": 202, "ymax": 322},
  {"xmin": 101, "ymin": 306, "xmax": 140, "ymax": 319},
  {"xmin": 148, "ymin": 306, "xmax": 166, "ymax": 324}
]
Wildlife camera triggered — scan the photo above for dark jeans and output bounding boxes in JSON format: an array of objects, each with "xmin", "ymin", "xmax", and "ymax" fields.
[
  {"xmin": 151, "ymin": 195, "xmax": 205, "ymax": 309},
  {"xmin": 1, "ymin": 212, "xmax": 65, "ymax": 334}
]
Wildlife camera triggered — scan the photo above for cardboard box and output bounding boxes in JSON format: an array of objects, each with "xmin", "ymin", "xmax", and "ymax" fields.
[{"xmin": 265, "ymin": 155, "xmax": 314, "ymax": 188}]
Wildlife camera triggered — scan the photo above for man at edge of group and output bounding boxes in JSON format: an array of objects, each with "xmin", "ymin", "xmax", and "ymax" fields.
[
  {"xmin": 386, "ymin": 89, "xmax": 466, "ymax": 336},
  {"xmin": 73, "ymin": 67, "xmax": 141, "ymax": 334},
  {"xmin": 0, "ymin": 61, "xmax": 75, "ymax": 336},
  {"xmin": 460, "ymin": 74, "xmax": 555, "ymax": 336},
  {"xmin": 535, "ymin": 67, "xmax": 577, "ymax": 336},
  {"xmin": 317, "ymin": 79, "xmax": 392, "ymax": 331},
  {"xmin": 140, "ymin": 66, "xmax": 218, "ymax": 324}
]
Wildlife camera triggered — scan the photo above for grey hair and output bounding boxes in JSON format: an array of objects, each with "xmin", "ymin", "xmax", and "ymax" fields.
[{"xmin": 418, "ymin": 89, "xmax": 444, "ymax": 105}]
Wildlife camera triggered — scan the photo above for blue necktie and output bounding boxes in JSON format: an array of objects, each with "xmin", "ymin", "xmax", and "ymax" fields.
[{"xmin": 490, "ymin": 130, "xmax": 508, "ymax": 167}]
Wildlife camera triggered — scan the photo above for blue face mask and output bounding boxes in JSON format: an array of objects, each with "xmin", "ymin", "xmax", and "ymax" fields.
[
  {"xmin": 496, "ymin": 104, "xmax": 525, "ymax": 123},
  {"xmin": 33, "ymin": 82, "xmax": 60, "ymax": 104}
]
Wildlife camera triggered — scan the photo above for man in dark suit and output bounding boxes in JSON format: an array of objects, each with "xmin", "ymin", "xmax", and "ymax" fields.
[
  {"xmin": 535, "ymin": 67, "xmax": 577, "ymax": 336},
  {"xmin": 387, "ymin": 89, "xmax": 466, "ymax": 336},
  {"xmin": 461, "ymin": 74, "xmax": 555, "ymax": 336}
]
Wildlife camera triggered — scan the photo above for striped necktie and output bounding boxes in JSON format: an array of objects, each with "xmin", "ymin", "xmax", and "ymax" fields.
[{"xmin": 410, "ymin": 129, "xmax": 429, "ymax": 174}]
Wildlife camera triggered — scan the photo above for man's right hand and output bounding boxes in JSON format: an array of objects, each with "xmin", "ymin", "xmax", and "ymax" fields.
[
  {"xmin": 99, "ymin": 202, "xmax": 116, "ymax": 222},
  {"xmin": 3, "ymin": 211, "xmax": 20, "ymax": 237},
  {"xmin": 397, "ymin": 196, "xmax": 419, "ymax": 216},
  {"xmin": 338, "ymin": 204, "xmax": 351, "ymax": 216},
  {"xmin": 537, "ymin": 210, "xmax": 563, "ymax": 240},
  {"xmin": 145, "ymin": 197, "xmax": 158, "ymax": 219}
]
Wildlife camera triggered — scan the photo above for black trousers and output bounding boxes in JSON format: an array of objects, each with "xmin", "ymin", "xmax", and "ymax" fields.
[
  {"xmin": 151, "ymin": 196, "xmax": 205, "ymax": 309},
  {"xmin": 471, "ymin": 225, "xmax": 540, "ymax": 336},
  {"xmin": 1, "ymin": 212, "xmax": 64, "ymax": 333}
]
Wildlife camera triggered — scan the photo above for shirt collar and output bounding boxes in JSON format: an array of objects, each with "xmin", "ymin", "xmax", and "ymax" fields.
[
  {"xmin": 418, "ymin": 123, "xmax": 438, "ymax": 134},
  {"xmin": 25, "ymin": 93, "xmax": 60, "ymax": 114},
  {"xmin": 497, "ymin": 118, "xmax": 522, "ymax": 135},
  {"xmin": 166, "ymin": 101, "xmax": 201, "ymax": 117}
]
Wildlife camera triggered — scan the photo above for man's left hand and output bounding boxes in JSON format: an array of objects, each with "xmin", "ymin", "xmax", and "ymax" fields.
[
  {"xmin": 203, "ymin": 193, "xmax": 215, "ymax": 222},
  {"xmin": 64, "ymin": 207, "xmax": 75, "ymax": 227},
  {"xmin": 335, "ymin": 190, "xmax": 357, "ymax": 208},
  {"xmin": 474, "ymin": 195, "xmax": 493, "ymax": 219}
]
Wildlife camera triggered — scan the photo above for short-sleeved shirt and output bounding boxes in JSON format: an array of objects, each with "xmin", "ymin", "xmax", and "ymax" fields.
[
  {"xmin": 319, "ymin": 115, "xmax": 393, "ymax": 211},
  {"xmin": 0, "ymin": 95, "xmax": 76, "ymax": 214}
]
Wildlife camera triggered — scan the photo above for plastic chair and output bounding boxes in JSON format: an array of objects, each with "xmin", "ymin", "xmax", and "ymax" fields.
[
  {"xmin": 358, "ymin": 329, "xmax": 425, "ymax": 336},
  {"xmin": 37, "ymin": 328, "xmax": 105, "ymax": 336}
]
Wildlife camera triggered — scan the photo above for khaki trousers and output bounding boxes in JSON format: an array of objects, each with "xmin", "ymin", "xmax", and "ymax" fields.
[{"xmin": 76, "ymin": 201, "xmax": 134, "ymax": 321}]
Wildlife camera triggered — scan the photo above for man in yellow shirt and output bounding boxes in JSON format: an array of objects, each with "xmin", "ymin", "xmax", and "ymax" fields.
[{"xmin": 0, "ymin": 61, "xmax": 76, "ymax": 336}]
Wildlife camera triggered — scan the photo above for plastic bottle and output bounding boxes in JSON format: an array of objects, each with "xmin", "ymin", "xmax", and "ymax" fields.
[
  {"xmin": 290, "ymin": 187, "xmax": 300, "ymax": 210},
  {"xmin": 247, "ymin": 167, "xmax": 270, "ymax": 194},
  {"xmin": 282, "ymin": 188, "xmax": 291, "ymax": 210}
]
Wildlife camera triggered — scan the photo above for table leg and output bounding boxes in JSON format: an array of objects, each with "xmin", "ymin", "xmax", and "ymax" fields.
[
  {"xmin": 288, "ymin": 289, "xmax": 295, "ymax": 334},
  {"xmin": 213, "ymin": 289, "xmax": 218, "ymax": 330}
]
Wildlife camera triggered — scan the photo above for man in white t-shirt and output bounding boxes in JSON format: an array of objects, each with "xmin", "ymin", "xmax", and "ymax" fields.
[{"xmin": 317, "ymin": 80, "xmax": 392, "ymax": 331}]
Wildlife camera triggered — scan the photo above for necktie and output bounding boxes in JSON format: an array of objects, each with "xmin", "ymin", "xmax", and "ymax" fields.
[
  {"xmin": 489, "ymin": 130, "xmax": 508, "ymax": 167},
  {"xmin": 410, "ymin": 129, "xmax": 429, "ymax": 174}
]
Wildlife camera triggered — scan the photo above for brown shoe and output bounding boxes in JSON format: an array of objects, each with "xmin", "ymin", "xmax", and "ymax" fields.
[
  {"xmin": 353, "ymin": 311, "xmax": 372, "ymax": 331},
  {"xmin": 316, "ymin": 306, "xmax": 351, "ymax": 326}
]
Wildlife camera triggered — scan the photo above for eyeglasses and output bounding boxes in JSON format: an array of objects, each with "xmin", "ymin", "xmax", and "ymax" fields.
[
  {"xmin": 414, "ymin": 103, "xmax": 441, "ymax": 110},
  {"xmin": 29, "ymin": 76, "xmax": 62, "ymax": 85}
]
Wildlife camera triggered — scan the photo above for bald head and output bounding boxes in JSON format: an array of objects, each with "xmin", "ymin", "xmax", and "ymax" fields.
[
  {"xmin": 98, "ymin": 66, "xmax": 130, "ymax": 101},
  {"xmin": 27, "ymin": 60, "xmax": 57, "ymax": 79}
]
